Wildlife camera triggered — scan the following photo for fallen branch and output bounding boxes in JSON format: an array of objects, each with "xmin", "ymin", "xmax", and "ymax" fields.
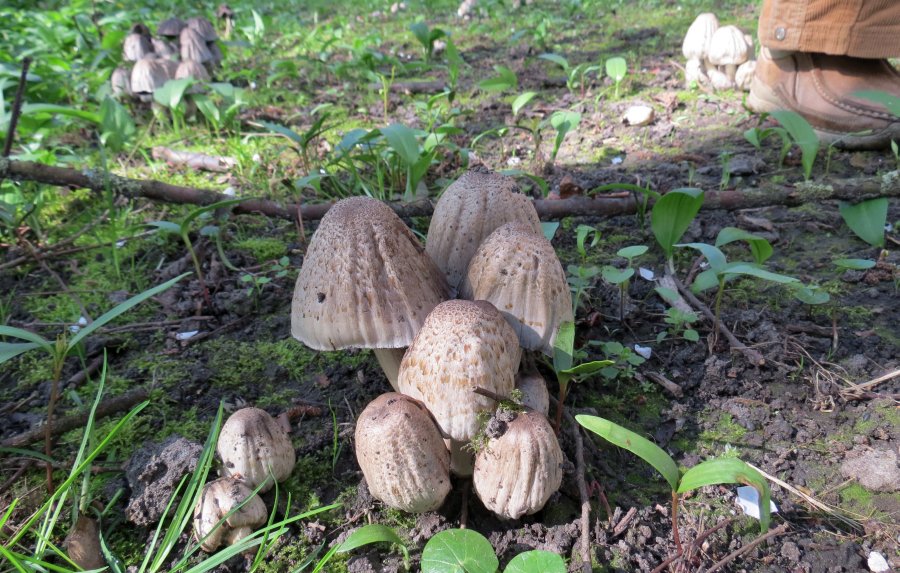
[
  {"xmin": 365, "ymin": 80, "xmax": 446, "ymax": 94},
  {"xmin": 151, "ymin": 146, "xmax": 236, "ymax": 172},
  {"xmin": 0, "ymin": 388, "xmax": 149, "ymax": 449},
  {"xmin": 642, "ymin": 371, "xmax": 683, "ymax": 397}
]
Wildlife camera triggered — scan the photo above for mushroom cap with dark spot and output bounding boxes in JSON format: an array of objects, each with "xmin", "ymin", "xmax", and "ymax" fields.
[{"xmin": 217, "ymin": 407, "xmax": 296, "ymax": 493}]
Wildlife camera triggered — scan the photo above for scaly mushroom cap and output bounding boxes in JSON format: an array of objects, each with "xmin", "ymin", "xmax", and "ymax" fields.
[
  {"xmin": 110, "ymin": 67, "xmax": 133, "ymax": 98},
  {"xmin": 180, "ymin": 27, "xmax": 213, "ymax": 63},
  {"xmin": 193, "ymin": 477, "xmax": 267, "ymax": 552},
  {"xmin": 682, "ymin": 13, "xmax": 719, "ymax": 63},
  {"xmin": 426, "ymin": 170, "xmax": 542, "ymax": 290},
  {"xmin": 217, "ymin": 408, "xmax": 296, "ymax": 493},
  {"xmin": 158, "ymin": 17, "xmax": 187, "ymax": 38},
  {"xmin": 355, "ymin": 393, "xmax": 451, "ymax": 513},
  {"xmin": 473, "ymin": 410, "xmax": 563, "ymax": 519},
  {"xmin": 176, "ymin": 59, "xmax": 210, "ymax": 93},
  {"xmin": 123, "ymin": 33, "xmax": 154, "ymax": 61},
  {"xmin": 708, "ymin": 25, "xmax": 749, "ymax": 76},
  {"xmin": 734, "ymin": 60, "xmax": 757, "ymax": 91},
  {"xmin": 131, "ymin": 58, "xmax": 171, "ymax": 94},
  {"xmin": 459, "ymin": 222, "xmax": 573, "ymax": 355},
  {"xmin": 187, "ymin": 16, "xmax": 218, "ymax": 41},
  {"xmin": 152, "ymin": 38, "xmax": 177, "ymax": 58},
  {"xmin": 291, "ymin": 196, "xmax": 452, "ymax": 351},
  {"xmin": 515, "ymin": 370, "xmax": 549, "ymax": 417},
  {"xmin": 397, "ymin": 299, "xmax": 520, "ymax": 453}
]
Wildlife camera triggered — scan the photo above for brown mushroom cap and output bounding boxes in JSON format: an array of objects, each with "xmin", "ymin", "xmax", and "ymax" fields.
[
  {"xmin": 459, "ymin": 222, "xmax": 572, "ymax": 355},
  {"xmin": 187, "ymin": 16, "xmax": 218, "ymax": 42},
  {"xmin": 397, "ymin": 299, "xmax": 520, "ymax": 475},
  {"xmin": 473, "ymin": 410, "xmax": 564, "ymax": 519},
  {"xmin": 217, "ymin": 408, "xmax": 296, "ymax": 493},
  {"xmin": 425, "ymin": 170, "xmax": 542, "ymax": 290},
  {"xmin": 216, "ymin": 3, "xmax": 235, "ymax": 19},
  {"xmin": 176, "ymin": 59, "xmax": 210, "ymax": 93},
  {"xmin": 158, "ymin": 17, "xmax": 187, "ymax": 38},
  {"xmin": 180, "ymin": 27, "xmax": 213, "ymax": 63},
  {"xmin": 123, "ymin": 33, "xmax": 154, "ymax": 61},
  {"xmin": 355, "ymin": 393, "xmax": 451, "ymax": 513},
  {"xmin": 151, "ymin": 38, "xmax": 177, "ymax": 58},
  {"xmin": 193, "ymin": 477, "xmax": 267, "ymax": 552},
  {"xmin": 131, "ymin": 58, "xmax": 172, "ymax": 94},
  {"xmin": 291, "ymin": 196, "xmax": 452, "ymax": 352}
]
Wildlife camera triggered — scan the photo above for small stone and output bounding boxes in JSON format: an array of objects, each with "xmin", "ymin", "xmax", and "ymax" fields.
[
  {"xmin": 781, "ymin": 541, "xmax": 801, "ymax": 562},
  {"xmin": 841, "ymin": 450, "xmax": 900, "ymax": 492},
  {"xmin": 125, "ymin": 435, "xmax": 203, "ymax": 525},
  {"xmin": 623, "ymin": 105, "xmax": 655, "ymax": 126}
]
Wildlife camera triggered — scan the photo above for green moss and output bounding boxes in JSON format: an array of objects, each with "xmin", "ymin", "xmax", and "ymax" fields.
[
  {"xmin": 235, "ymin": 236, "xmax": 290, "ymax": 264},
  {"xmin": 839, "ymin": 482, "xmax": 874, "ymax": 506},
  {"xmin": 844, "ymin": 306, "xmax": 874, "ymax": 327},
  {"xmin": 560, "ymin": 217, "xmax": 575, "ymax": 232}
]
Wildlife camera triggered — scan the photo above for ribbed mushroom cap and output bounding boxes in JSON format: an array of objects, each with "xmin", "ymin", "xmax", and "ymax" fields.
[
  {"xmin": 187, "ymin": 16, "xmax": 218, "ymax": 41},
  {"xmin": 291, "ymin": 196, "xmax": 452, "ymax": 351},
  {"xmin": 217, "ymin": 408, "xmax": 296, "ymax": 493},
  {"xmin": 355, "ymin": 393, "xmax": 451, "ymax": 513},
  {"xmin": 426, "ymin": 170, "xmax": 541, "ymax": 290},
  {"xmin": 708, "ymin": 25, "xmax": 749, "ymax": 74},
  {"xmin": 734, "ymin": 60, "xmax": 757, "ymax": 91},
  {"xmin": 397, "ymin": 300, "xmax": 520, "ymax": 446},
  {"xmin": 110, "ymin": 67, "xmax": 132, "ymax": 98},
  {"xmin": 158, "ymin": 57, "xmax": 179, "ymax": 79},
  {"xmin": 152, "ymin": 38, "xmax": 177, "ymax": 58},
  {"xmin": 473, "ymin": 410, "xmax": 564, "ymax": 519},
  {"xmin": 459, "ymin": 222, "xmax": 573, "ymax": 355},
  {"xmin": 176, "ymin": 59, "xmax": 210, "ymax": 93},
  {"xmin": 158, "ymin": 17, "xmax": 187, "ymax": 38},
  {"xmin": 193, "ymin": 477, "xmax": 267, "ymax": 552},
  {"xmin": 181, "ymin": 27, "xmax": 213, "ymax": 63},
  {"xmin": 123, "ymin": 33, "xmax": 154, "ymax": 61},
  {"xmin": 682, "ymin": 13, "xmax": 719, "ymax": 62},
  {"xmin": 515, "ymin": 370, "xmax": 549, "ymax": 417},
  {"xmin": 131, "ymin": 58, "xmax": 171, "ymax": 94}
]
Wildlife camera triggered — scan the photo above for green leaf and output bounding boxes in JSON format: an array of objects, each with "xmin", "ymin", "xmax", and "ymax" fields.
[
  {"xmin": 677, "ymin": 458, "xmax": 771, "ymax": 533},
  {"xmin": 192, "ymin": 94, "xmax": 221, "ymax": 124},
  {"xmin": 651, "ymin": 188, "xmax": 704, "ymax": 259},
  {"xmin": 339, "ymin": 524, "xmax": 409, "ymax": 563},
  {"xmin": 181, "ymin": 198, "xmax": 251, "ymax": 229},
  {"xmin": 0, "ymin": 448, "xmax": 56, "ymax": 464},
  {"xmin": 499, "ymin": 170, "xmax": 549, "ymax": 197},
  {"xmin": 577, "ymin": 415, "xmax": 679, "ymax": 491},
  {"xmin": 715, "ymin": 227, "xmax": 773, "ymax": 264},
  {"xmin": 2, "ymin": 104, "xmax": 101, "ymax": 126},
  {"xmin": 769, "ymin": 109, "xmax": 818, "ymax": 180},
  {"xmin": 576, "ymin": 224, "xmax": 599, "ymax": 260},
  {"xmin": 99, "ymin": 530, "xmax": 126, "ymax": 573},
  {"xmin": 541, "ymin": 222, "xmax": 559, "ymax": 242},
  {"xmin": 153, "ymin": 78, "xmax": 194, "ymax": 110},
  {"xmin": 617, "ymin": 245, "xmax": 648, "ymax": 259},
  {"xmin": 421, "ymin": 529, "xmax": 498, "ymax": 573},
  {"xmin": 676, "ymin": 243, "xmax": 727, "ymax": 275},
  {"xmin": 833, "ymin": 258, "xmax": 876, "ymax": 271},
  {"xmin": 0, "ymin": 327, "xmax": 51, "ymax": 351},
  {"xmin": 690, "ymin": 268, "xmax": 721, "ymax": 294},
  {"xmin": 726, "ymin": 265, "xmax": 799, "ymax": 286},
  {"xmin": 743, "ymin": 127, "xmax": 762, "ymax": 149},
  {"xmin": 602, "ymin": 266, "xmax": 634, "ymax": 285},
  {"xmin": 68, "ymin": 273, "xmax": 190, "ymax": 348},
  {"xmin": 512, "ymin": 91, "xmax": 537, "ymax": 116},
  {"xmin": 796, "ymin": 288, "xmax": 830, "ymax": 305},
  {"xmin": 549, "ymin": 110, "xmax": 580, "ymax": 162},
  {"xmin": 684, "ymin": 329, "xmax": 700, "ymax": 342},
  {"xmin": 560, "ymin": 360, "xmax": 615, "ymax": 376},
  {"xmin": 851, "ymin": 90, "xmax": 900, "ymax": 116},
  {"xmin": 538, "ymin": 53, "xmax": 569, "ymax": 70},
  {"xmin": 409, "ymin": 22, "xmax": 431, "ymax": 50},
  {"xmin": 654, "ymin": 287, "xmax": 679, "ymax": 302},
  {"xmin": 606, "ymin": 56, "xmax": 627, "ymax": 82},
  {"xmin": 504, "ymin": 550, "xmax": 566, "ymax": 573},
  {"xmin": 99, "ymin": 97, "xmax": 135, "ymax": 152},
  {"xmin": 258, "ymin": 120, "xmax": 305, "ymax": 146},
  {"xmin": 380, "ymin": 123, "xmax": 420, "ymax": 166},
  {"xmin": 553, "ymin": 321, "xmax": 575, "ymax": 373},
  {"xmin": 839, "ymin": 198, "xmax": 888, "ymax": 247}
]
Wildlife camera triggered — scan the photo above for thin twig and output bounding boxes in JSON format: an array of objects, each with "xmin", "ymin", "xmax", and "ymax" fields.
[
  {"xmin": 0, "ymin": 459, "xmax": 33, "ymax": 495},
  {"xmin": 701, "ymin": 523, "xmax": 789, "ymax": 573},
  {"xmin": 2, "ymin": 57, "xmax": 31, "ymax": 158},
  {"xmin": 648, "ymin": 518, "xmax": 733, "ymax": 573}
]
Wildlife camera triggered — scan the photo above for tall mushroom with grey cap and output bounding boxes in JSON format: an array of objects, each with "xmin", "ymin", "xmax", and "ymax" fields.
[
  {"xmin": 397, "ymin": 299, "xmax": 520, "ymax": 476},
  {"xmin": 473, "ymin": 409, "xmax": 563, "ymax": 519},
  {"xmin": 187, "ymin": 16, "xmax": 219, "ymax": 42},
  {"xmin": 151, "ymin": 38, "xmax": 177, "ymax": 59},
  {"xmin": 355, "ymin": 393, "xmax": 451, "ymax": 513},
  {"xmin": 181, "ymin": 27, "xmax": 213, "ymax": 64},
  {"xmin": 459, "ymin": 222, "xmax": 573, "ymax": 356},
  {"xmin": 110, "ymin": 67, "xmax": 133, "ymax": 99},
  {"xmin": 426, "ymin": 169, "xmax": 542, "ymax": 290},
  {"xmin": 217, "ymin": 407, "xmax": 295, "ymax": 493},
  {"xmin": 291, "ymin": 196, "xmax": 452, "ymax": 390},
  {"xmin": 131, "ymin": 57, "xmax": 174, "ymax": 102},
  {"xmin": 682, "ymin": 13, "xmax": 719, "ymax": 74},
  {"xmin": 217, "ymin": 3, "xmax": 235, "ymax": 39},
  {"xmin": 193, "ymin": 477, "xmax": 267, "ymax": 552},
  {"xmin": 157, "ymin": 17, "xmax": 187, "ymax": 40},
  {"xmin": 176, "ymin": 59, "xmax": 211, "ymax": 93},
  {"xmin": 708, "ymin": 25, "xmax": 748, "ymax": 84},
  {"xmin": 123, "ymin": 23, "xmax": 154, "ymax": 61}
]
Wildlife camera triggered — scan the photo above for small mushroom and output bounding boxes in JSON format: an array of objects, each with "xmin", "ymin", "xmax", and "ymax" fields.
[
  {"xmin": 187, "ymin": 16, "xmax": 218, "ymax": 42},
  {"xmin": 157, "ymin": 17, "xmax": 187, "ymax": 39},
  {"xmin": 708, "ymin": 25, "xmax": 748, "ymax": 82},
  {"xmin": 131, "ymin": 58, "xmax": 173, "ymax": 100},
  {"xmin": 180, "ymin": 27, "xmax": 213, "ymax": 63},
  {"xmin": 473, "ymin": 410, "xmax": 563, "ymax": 519},
  {"xmin": 110, "ymin": 67, "xmax": 133, "ymax": 98},
  {"xmin": 123, "ymin": 23, "xmax": 154, "ymax": 61},
  {"xmin": 684, "ymin": 58, "xmax": 708, "ymax": 88},
  {"xmin": 355, "ymin": 393, "xmax": 451, "ymax": 513},
  {"xmin": 707, "ymin": 68, "xmax": 734, "ymax": 91},
  {"xmin": 682, "ymin": 13, "xmax": 719, "ymax": 73},
  {"xmin": 193, "ymin": 477, "xmax": 267, "ymax": 552},
  {"xmin": 176, "ymin": 59, "xmax": 210, "ymax": 93},
  {"xmin": 734, "ymin": 60, "xmax": 757, "ymax": 92},
  {"xmin": 217, "ymin": 407, "xmax": 296, "ymax": 493},
  {"xmin": 151, "ymin": 38, "xmax": 177, "ymax": 59},
  {"xmin": 216, "ymin": 4, "xmax": 235, "ymax": 39},
  {"xmin": 515, "ymin": 370, "xmax": 549, "ymax": 417}
]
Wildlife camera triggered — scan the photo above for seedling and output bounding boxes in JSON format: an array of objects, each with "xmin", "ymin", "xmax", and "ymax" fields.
[
  {"xmin": 601, "ymin": 245, "xmax": 647, "ymax": 321},
  {"xmin": 476, "ymin": 65, "xmax": 518, "ymax": 92},
  {"xmin": 590, "ymin": 182, "xmax": 659, "ymax": 234},
  {"xmin": 606, "ymin": 56, "xmax": 627, "ymax": 98},
  {"xmin": 657, "ymin": 307, "xmax": 700, "ymax": 343},
  {"xmin": 422, "ymin": 529, "xmax": 565, "ymax": 573},
  {"xmin": 535, "ymin": 53, "xmax": 600, "ymax": 99},
  {"xmin": 649, "ymin": 188, "xmax": 704, "ymax": 271},
  {"xmin": 587, "ymin": 340, "xmax": 646, "ymax": 381},
  {"xmin": 576, "ymin": 224, "xmax": 601, "ymax": 266},
  {"xmin": 409, "ymin": 22, "xmax": 448, "ymax": 61},
  {"xmin": 744, "ymin": 121, "xmax": 792, "ymax": 168},
  {"xmin": 839, "ymin": 197, "xmax": 888, "ymax": 247},
  {"xmin": 768, "ymin": 109, "xmax": 819, "ymax": 181},
  {"xmin": 241, "ymin": 273, "xmax": 271, "ymax": 298},
  {"xmin": 257, "ymin": 107, "xmax": 332, "ymax": 175},
  {"xmin": 153, "ymin": 77, "xmax": 196, "ymax": 138},
  {"xmin": 567, "ymin": 224, "xmax": 601, "ymax": 314},
  {"xmin": 577, "ymin": 415, "xmax": 772, "ymax": 555},
  {"xmin": 551, "ymin": 321, "xmax": 614, "ymax": 433}
]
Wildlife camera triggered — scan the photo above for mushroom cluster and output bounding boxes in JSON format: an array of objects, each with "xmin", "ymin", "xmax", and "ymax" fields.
[
  {"xmin": 111, "ymin": 11, "xmax": 228, "ymax": 102},
  {"xmin": 291, "ymin": 170, "xmax": 570, "ymax": 519},
  {"xmin": 682, "ymin": 13, "xmax": 756, "ymax": 92}
]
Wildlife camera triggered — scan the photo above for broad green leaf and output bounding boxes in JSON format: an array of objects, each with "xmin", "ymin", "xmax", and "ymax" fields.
[
  {"xmin": 676, "ymin": 243, "xmax": 727, "ymax": 275},
  {"xmin": 541, "ymin": 222, "xmax": 559, "ymax": 241},
  {"xmin": 496, "ymin": 66, "xmax": 518, "ymax": 90},
  {"xmin": 726, "ymin": 265, "xmax": 799, "ymax": 286},
  {"xmin": 605, "ymin": 56, "xmax": 627, "ymax": 82},
  {"xmin": 715, "ymin": 227, "xmax": 773, "ymax": 264},
  {"xmin": 796, "ymin": 288, "xmax": 830, "ymax": 305},
  {"xmin": 852, "ymin": 90, "xmax": 900, "ymax": 116},
  {"xmin": 0, "ymin": 326, "xmax": 51, "ymax": 350},
  {"xmin": 99, "ymin": 97, "xmax": 135, "ymax": 152},
  {"xmin": 476, "ymin": 76, "xmax": 515, "ymax": 92},
  {"xmin": 684, "ymin": 330, "xmax": 700, "ymax": 341},
  {"xmin": 68, "ymin": 273, "xmax": 190, "ymax": 348},
  {"xmin": 617, "ymin": 245, "xmax": 648, "ymax": 259},
  {"xmin": 560, "ymin": 360, "xmax": 615, "ymax": 376},
  {"xmin": 576, "ymin": 224, "xmax": 599, "ymax": 259},
  {"xmin": 769, "ymin": 109, "xmax": 818, "ymax": 180},
  {"xmin": 422, "ymin": 529, "xmax": 498, "ymax": 573},
  {"xmin": 0, "ymin": 342, "xmax": 43, "ymax": 364},
  {"xmin": 743, "ymin": 127, "xmax": 761, "ymax": 149},
  {"xmin": 2, "ymin": 104, "xmax": 101, "ymax": 126},
  {"xmin": 258, "ymin": 121, "xmax": 304, "ymax": 146},
  {"xmin": 512, "ymin": 91, "xmax": 537, "ymax": 116},
  {"xmin": 651, "ymin": 188, "xmax": 704, "ymax": 259},
  {"xmin": 409, "ymin": 22, "xmax": 430, "ymax": 50},
  {"xmin": 550, "ymin": 110, "xmax": 580, "ymax": 162},
  {"xmin": 655, "ymin": 287, "xmax": 679, "ymax": 302},
  {"xmin": 147, "ymin": 221, "xmax": 181, "ymax": 233},
  {"xmin": 602, "ymin": 266, "xmax": 634, "ymax": 285},
  {"xmin": 153, "ymin": 78, "xmax": 194, "ymax": 110},
  {"xmin": 381, "ymin": 123, "xmax": 420, "ymax": 166},
  {"xmin": 677, "ymin": 458, "xmax": 771, "ymax": 533},
  {"xmin": 339, "ymin": 525, "xmax": 409, "ymax": 562},
  {"xmin": 193, "ymin": 94, "xmax": 221, "ymax": 124},
  {"xmin": 839, "ymin": 198, "xmax": 888, "ymax": 247},
  {"xmin": 553, "ymin": 321, "xmax": 575, "ymax": 373},
  {"xmin": 690, "ymin": 269, "xmax": 721, "ymax": 294},
  {"xmin": 577, "ymin": 415, "xmax": 679, "ymax": 491},
  {"xmin": 833, "ymin": 258, "xmax": 876, "ymax": 270},
  {"xmin": 505, "ymin": 550, "xmax": 566, "ymax": 573},
  {"xmin": 538, "ymin": 53, "xmax": 569, "ymax": 70}
]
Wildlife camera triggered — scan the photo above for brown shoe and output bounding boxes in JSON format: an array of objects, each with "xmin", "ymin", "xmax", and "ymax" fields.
[{"xmin": 748, "ymin": 48, "xmax": 900, "ymax": 150}]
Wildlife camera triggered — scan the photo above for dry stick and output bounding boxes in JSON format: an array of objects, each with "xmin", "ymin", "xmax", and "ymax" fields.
[
  {"xmin": 0, "ymin": 459, "xmax": 34, "ymax": 496},
  {"xmin": 1, "ymin": 388, "xmax": 148, "ymax": 449},
  {"xmin": 648, "ymin": 518, "xmax": 734, "ymax": 573},
  {"xmin": 66, "ymin": 355, "xmax": 104, "ymax": 389},
  {"xmin": 1, "ymin": 58, "xmax": 31, "ymax": 158},
  {"xmin": 0, "ymin": 230, "xmax": 155, "ymax": 271},
  {"xmin": 700, "ymin": 523, "xmax": 790, "ymax": 573}
]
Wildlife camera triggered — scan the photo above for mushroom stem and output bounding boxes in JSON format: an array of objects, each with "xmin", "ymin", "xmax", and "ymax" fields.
[
  {"xmin": 703, "ymin": 58, "xmax": 716, "ymax": 74},
  {"xmin": 725, "ymin": 63, "xmax": 737, "ymax": 81},
  {"xmin": 373, "ymin": 348, "xmax": 405, "ymax": 391}
]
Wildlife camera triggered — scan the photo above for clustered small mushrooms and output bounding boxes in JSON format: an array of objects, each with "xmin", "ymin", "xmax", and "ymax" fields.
[
  {"xmin": 291, "ymin": 169, "xmax": 568, "ymax": 520},
  {"xmin": 682, "ymin": 13, "xmax": 757, "ymax": 92},
  {"xmin": 111, "ymin": 10, "xmax": 229, "ymax": 102}
]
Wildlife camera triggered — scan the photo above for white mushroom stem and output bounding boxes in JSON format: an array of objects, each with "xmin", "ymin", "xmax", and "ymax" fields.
[
  {"xmin": 725, "ymin": 64, "xmax": 738, "ymax": 81},
  {"xmin": 447, "ymin": 439, "xmax": 475, "ymax": 477},
  {"xmin": 373, "ymin": 348, "xmax": 406, "ymax": 391},
  {"xmin": 703, "ymin": 58, "xmax": 717, "ymax": 73}
]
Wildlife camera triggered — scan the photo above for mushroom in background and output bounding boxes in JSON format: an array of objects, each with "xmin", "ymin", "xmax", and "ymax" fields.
[
  {"xmin": 216, "ymin": 3, "xmax": 235, "ymax": 39},
  {"xmin": 157, "ymin": 17, "xmax": 187, "ymax": 40},
  {"xmin": 459, "ymin": 222, "xmax": 572, "ymax": 356},
  {"xmin": 176, "ymin": 59, "xmax": 211, "ymax": 93},
  {"xmin": 684, "ymin": 58, "xmax": 708, "ymax": 88},
  {"xmin": 682, "ymin": 13, "xmax": 719, "ymax": 74},
  {"xmin": 290, "ymin": 196, "xmax": 452, "ymax": 391},
  {"xmin": 151, "ymin": 38, "xmax": 177, "ymax": 59},
  {"xmin": 515, "ymin": 369, "xmax": 550, "ymax": 417},
  {"xmin": 708, "ymin": 25, "xmax": 748, "ymax": 83},
  {"xmin": 397, "ymin": 300, "xmax": 520, "ymax": 476},
  {"xmin": 355, "ymin": 393, "xmax": 451, "ymax": 513},
  {"xmin": 187, "ymin": 16, "xmax": 219, "ymax": 42},
  {"xmin": 426, "ymin": 169, "xmax": 542, "ymax": 290},
  {"xmin": 193, "ymin": 477, "xmax": 267, "ymax": 552},
  {"xmin": 123, "ymin": 23, "xmax": 154, "ymax": 61},
  {"xmin": 217, "ymin": 407, "xmax": 296, "ymax": 493},
  {"xmin": 181, "ymin": 27, "xmax": 213, "ymax": 63},
  {"xmin": 734, "ymin": 60, "xmax": 757, "ymax": 91},
  {"xmin": 473, "ymin": 409, "xmax": 563, "ymax": 519},
  {"xmin": 131, "ymin": 58, "xmax": 173, "ymax": 102},
  {"xmin": 110, "ymin": 67, "xmax": 133, "ymax": 99}
]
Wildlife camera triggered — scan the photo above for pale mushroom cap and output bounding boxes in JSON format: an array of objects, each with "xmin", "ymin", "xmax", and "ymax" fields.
[
  {"xmin": 515, "ymin": 370, "xmax": 550, "ymax": 417},
  {"xmin": 708, "ymin": 25, "xmax": 749, "ymax": 67},
  {"xmin": 397, "ymin": 300, "xmax": 520, "ymax": 445},
  {"xmin": 684, "ymin": 58, "xmax": 707, "ymax": 86},
  {"xmin": 123, "ymin": 33, "xmax": 154, "ymax": 61},
  {"xmin": 459, "ymin": 222, "xmax": 573, "ymax": 355},
  {"xmin": 426, "ymin": 170, "xmax": 542, "ymax": 290},
  {"xmin": 187, "ymin": 16, "xmax": 219, "ymax": 41},
  {"xmin": 291, "ymin": 196, "xmax": 452, "ymax": 351},
  {"xmin": 372, "ymin": 348, "xmax": 406, "ymax": 391},
  {"xmin": 682, "ymin": 13, "xmax": 719, "ymax": 61},
  {"xmin": 131, "ymin": 58, "xmax": 171, "ymax": 94},
  {"xmin": 355, "ymin": 393, "xmax": 451, "ymax": 513},
  {"xmin": 176, "ymin": 59, "xmax": 211, "ymax": 94},
  {"xmin": 152, "ymin": 38, "xmax": 177, "ymax": 58},
  {"xmin": 158, "ymin": 17, "xmax": 187, "ymax": 38},
  {"xmin": 734, "ymin": 60, "xmax": 757, "ymax": 91},
  {"xmin": 110, "ymin": 67, "xmax": 132, "ymax": 98},
  {"xmin": 181, "ymin": 27, "xmax": 213, "ymax": 63},
  {"xmin": 217, "ymin": 407, "xmax": 296, "ymax": 493},
  {"xmin": 193, "ymin": 477, "xmax": 267, "ymax": 552},
  {"xmin": 708, "ymin": 68, "xmax": 734, "ymax": 91},
  {"xmin": 473, "ymin": 410, "xmax": 564, "ymax": 519}
]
